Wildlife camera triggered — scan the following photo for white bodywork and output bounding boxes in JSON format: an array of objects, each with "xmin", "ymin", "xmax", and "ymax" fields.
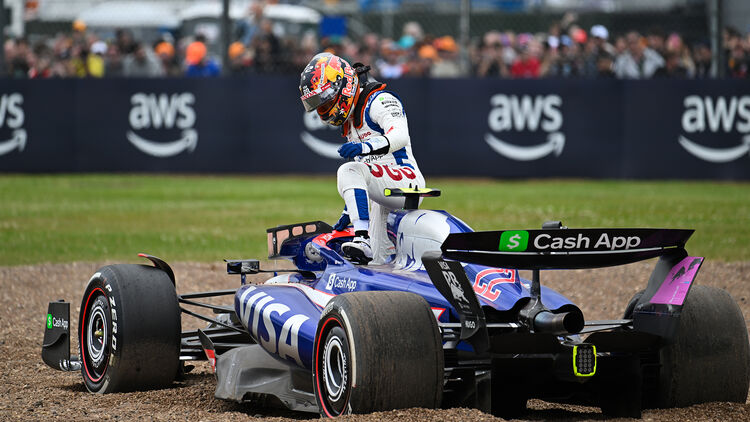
[{"xmin": 391, "ymin": 210, "xmax": 453, "ymax": 271}]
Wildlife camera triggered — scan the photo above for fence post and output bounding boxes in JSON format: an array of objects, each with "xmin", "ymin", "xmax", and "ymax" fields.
[
  {"xmin": 221, "ymin": 0, "xmax": 231, "ymax": 75},
  {"xmin": 459, "ymin": 0, "xmax": 471, "ymax": 76},
  {"xmin": 383, "ymin": 0, "xmax": 395, "ymax": 40},
  {"xmin": 708, "ymin": 0, "xmax": 725, "ymax": 78},
  {"xmin": 0, "ymin": 0, "xmax": 5, "ymax": 78}
]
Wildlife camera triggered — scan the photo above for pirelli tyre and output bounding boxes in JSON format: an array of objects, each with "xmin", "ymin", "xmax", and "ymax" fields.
[
  {"xmin": 79, "ymin": 264, "xmax": 181, "ymax": 393},
  {"xmin": 312, "ymin": 291, "xmax": 444, "ymax": 417},
  {"xmin": 654, "ymin": 285, "xmax": 750, "ymax": 408}
]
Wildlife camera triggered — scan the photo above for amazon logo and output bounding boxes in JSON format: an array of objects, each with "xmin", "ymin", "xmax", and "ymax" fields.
[
  {"xmin": 0, "ymin": 93, "xmax": 27, "ymax": 156},
  {"xmin": 680, "ymin": 95, "xmax": 750, "ymax": 163},
  {"xmin": 300, "ymin": 111, "xmax": 342, "ymax": 159},
  {"xmin": 485, "ymin": 94, "xmax": 564, "ymax": 161},
  {"xmin": 127, "ymin": 93, "xmax": 197, "ymax": 157}
]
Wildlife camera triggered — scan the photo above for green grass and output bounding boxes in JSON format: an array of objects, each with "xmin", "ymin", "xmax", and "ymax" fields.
[{"xmin": 0, "ymin": 175, "xmax": 748, "ymax": 265}]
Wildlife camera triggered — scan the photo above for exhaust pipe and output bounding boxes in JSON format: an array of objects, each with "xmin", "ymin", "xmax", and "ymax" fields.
[{"xmin": 533, "ymin": 310, "xmax": 584, "ymax": 335}]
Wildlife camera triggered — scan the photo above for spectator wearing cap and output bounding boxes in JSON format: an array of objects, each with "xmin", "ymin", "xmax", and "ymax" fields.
[
  {"xmin": 71, "ymin": 19, "xmax": 87, "ymax": 45},
  {"xmin": 403, "ymin": 43, "xmax": 437, "ymax": 78},
  {"xmin": 431, "ymin": 35, "xmax": 462, "ymax": 78},
  {"xmin": 613, "ymin": 31, "xmax": 664, "ymax": 79},
  {"xmin": 582, "ymin": 24, "xmax": 615, "ymax": 77},
  {"xmin": 725, "ymin": 27, "xmax": 749, "ymax": 78},
  {"xmin": 155, "ymin": 41, "xmax": 181, "ymax": 77},
  {"xmin": 123, "ymin": 43, "xmax": 164, "ymax": 77},
  {"xmin": 185, "ymin": 37, "xmax": 220, "ymax": 77},
  {"xmin": 89, "ymin": 41, "xmax": 107, "ymax": 77},
  {"xmin": 228, "ymin": 41, "xmax": 251, "ymax": 76}
]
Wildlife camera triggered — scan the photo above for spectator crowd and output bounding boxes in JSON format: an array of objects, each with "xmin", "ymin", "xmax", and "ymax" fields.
[{"xmin": 4, "ymin": 8, "xmax": 749, "ymax": 80}]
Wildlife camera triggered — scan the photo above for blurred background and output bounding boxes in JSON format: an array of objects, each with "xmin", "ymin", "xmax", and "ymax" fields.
[
  {"xmin": 2, "ymin": 0, "xmax": 747, "ymax": 79},
  {"xmin": 0, "ymin": 1, "xmax": 748, "ymax": 180}
]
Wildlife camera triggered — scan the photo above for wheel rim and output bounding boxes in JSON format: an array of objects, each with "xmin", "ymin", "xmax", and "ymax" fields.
[
  {"xmin": 81, "ymin": 288, "xmax": 109, "ymax": 383},
  {"xmin": 315, "ymin": 319, "xmax": 351, "ymax": 417},
  {"xmin": 87, "ymin": 302, "xmax": 107, "ymax": 368},
  {"xmin": 323, "ymin": 336, "xmax": 347, "ymax": 403}
]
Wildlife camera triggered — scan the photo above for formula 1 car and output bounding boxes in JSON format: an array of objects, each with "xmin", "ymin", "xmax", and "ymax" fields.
[{"xmin": 42, "ymin": 188, "xmax": 750, "ymax": 418}]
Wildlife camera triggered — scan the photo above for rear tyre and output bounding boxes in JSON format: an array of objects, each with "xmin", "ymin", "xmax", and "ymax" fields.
[
  {"xmin": 313, "ymin": 292, "xmax": 444, "ymax": 417},
  {"xmin": 79, "ymin": 264, "xmax": 181, "ymax": 393},
  {"xmin": 656, "ymin": 285, "xmax": 750, "ymax": 407}
]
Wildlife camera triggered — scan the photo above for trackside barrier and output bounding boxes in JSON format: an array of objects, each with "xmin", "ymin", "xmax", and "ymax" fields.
[{"xmin": 0, "ymin": 77, "xmax": 748, "ymax": 179}]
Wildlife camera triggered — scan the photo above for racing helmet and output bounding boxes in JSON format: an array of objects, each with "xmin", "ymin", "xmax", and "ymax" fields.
[{"xmin": 299, "ymin": 52, "xmax": 359, "ymax": 127}]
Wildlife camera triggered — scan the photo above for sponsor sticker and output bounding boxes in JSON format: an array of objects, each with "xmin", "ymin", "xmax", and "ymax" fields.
[
  {"xmin": 325, "ymin": 274, "xmax": 357, "ymax": 291},
  {"xmin": 237, "ymin": 286, "xmax": 310, "ymax": 366},
  {"xmin": 679, "ymin": 95, "xmax": 750, "ymax": 163},
  {"xmin": 498, "ymin": 230, "xmax": 529, "ymax": 252},
  {"xmin": 127, "ymin": 92, "xmax": 197, "ymax": 157},
  {"xmin": 47, "ymin": 315, "xmax": 69, "ymax": 330},
  {"xmin": 0, "ymin": 93, "xmax": 27, "ymax": 156},
  {"xmin": 485, "ymin": 94, "xmax": 565, "ymax": 161}
]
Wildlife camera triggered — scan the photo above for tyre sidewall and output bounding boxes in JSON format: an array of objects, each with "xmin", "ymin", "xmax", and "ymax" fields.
[
  {"xmin": 79, "ymin": 269, "xmax": 121, "ymax": 393},
  {"xmin": 313, "ymin": 308, "xmax": 353, "ymax": 417}
]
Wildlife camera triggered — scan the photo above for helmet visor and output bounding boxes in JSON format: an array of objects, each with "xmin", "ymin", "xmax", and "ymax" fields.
[{"xmin": 300, "ymin": 82, "xmax": 337, "ymax": 112}]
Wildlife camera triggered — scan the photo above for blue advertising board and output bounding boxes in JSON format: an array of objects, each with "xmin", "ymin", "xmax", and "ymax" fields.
[{"xmin": 0, "ymin": 77, "xmax": 748, "ymax": 179}]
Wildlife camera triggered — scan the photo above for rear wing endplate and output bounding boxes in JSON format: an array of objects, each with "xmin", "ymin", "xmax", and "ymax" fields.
[{"xmin": 633, "ymin": 249, "xmax": 705, "ymax": 339}]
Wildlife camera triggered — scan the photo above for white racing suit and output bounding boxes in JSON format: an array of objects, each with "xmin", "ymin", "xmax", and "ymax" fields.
[{"xmin": 337, "ymin": 87, "xmax": 425, "ymax": 264}]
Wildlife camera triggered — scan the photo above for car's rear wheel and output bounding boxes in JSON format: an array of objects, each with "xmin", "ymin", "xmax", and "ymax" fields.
[
  {"xmin": 656, "ymin": 285, "xmax": 750, "ymax": 407},
  {"xmin": 79, "ymin": 264, "xmax": 181, "ymax": 393},
  {"xmin": 313, "ymin": 291, "xmax": 443, "ymax": 417}
]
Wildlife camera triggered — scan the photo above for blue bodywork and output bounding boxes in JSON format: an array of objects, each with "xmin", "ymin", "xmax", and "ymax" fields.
[{"xmin": 234, "ymin": 209, "xmax": 577, "ymax": 370}]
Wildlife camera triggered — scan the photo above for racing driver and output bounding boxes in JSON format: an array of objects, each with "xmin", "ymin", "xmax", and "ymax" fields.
[{"xmin": 299, "ymin": 52, "xmax": 424, "ymax": 264}]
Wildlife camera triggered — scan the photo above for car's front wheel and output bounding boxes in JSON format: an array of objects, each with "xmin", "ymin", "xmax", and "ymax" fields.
[
  {"xmin": 79, "ymin": 264, "xmax": 181, "ymax": 393},
  {"xmin": 312, "ymin": 291, "xmax": 444, "ymax": 417}
]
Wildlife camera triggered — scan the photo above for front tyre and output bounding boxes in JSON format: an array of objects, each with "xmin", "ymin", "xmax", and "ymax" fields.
[
  {"xmin": 313, "ymin": 292, "xmax": 444, "ymax": 417},
  {"xmin": 79, "ymin": 264, "xmax": 181, "ymax": 393}
]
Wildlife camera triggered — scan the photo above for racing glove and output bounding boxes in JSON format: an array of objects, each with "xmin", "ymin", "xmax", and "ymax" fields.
[
  {"xmin": 338, "ymin": 142, "xmax": 372, "ymax": 159},
  {"xmin": 338, "ymin": 136, "xmax": 391, "ymax": 159},
  {"xmin": 333, "ymin": 210, "xmax": 351, "ymax": 231}
]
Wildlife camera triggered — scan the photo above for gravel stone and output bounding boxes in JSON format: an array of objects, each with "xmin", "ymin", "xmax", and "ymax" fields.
[{"xmin": 1, "ymin": 261, "xmax": 748, "ymax": 421}]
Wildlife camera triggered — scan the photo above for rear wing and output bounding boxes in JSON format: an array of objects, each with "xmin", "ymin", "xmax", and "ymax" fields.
[
  {"xmin": 435, "ymin": 224, "xmax": 703, "ymax": 341},
  {"xmin": 441, "ymin": 228, "xmax": 694, "ymax": 270}
]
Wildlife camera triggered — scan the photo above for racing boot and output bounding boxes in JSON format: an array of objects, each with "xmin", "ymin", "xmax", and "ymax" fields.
[{"xmin": 342, "ymin": 231, "xmax": 373, "ymax": 265}]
